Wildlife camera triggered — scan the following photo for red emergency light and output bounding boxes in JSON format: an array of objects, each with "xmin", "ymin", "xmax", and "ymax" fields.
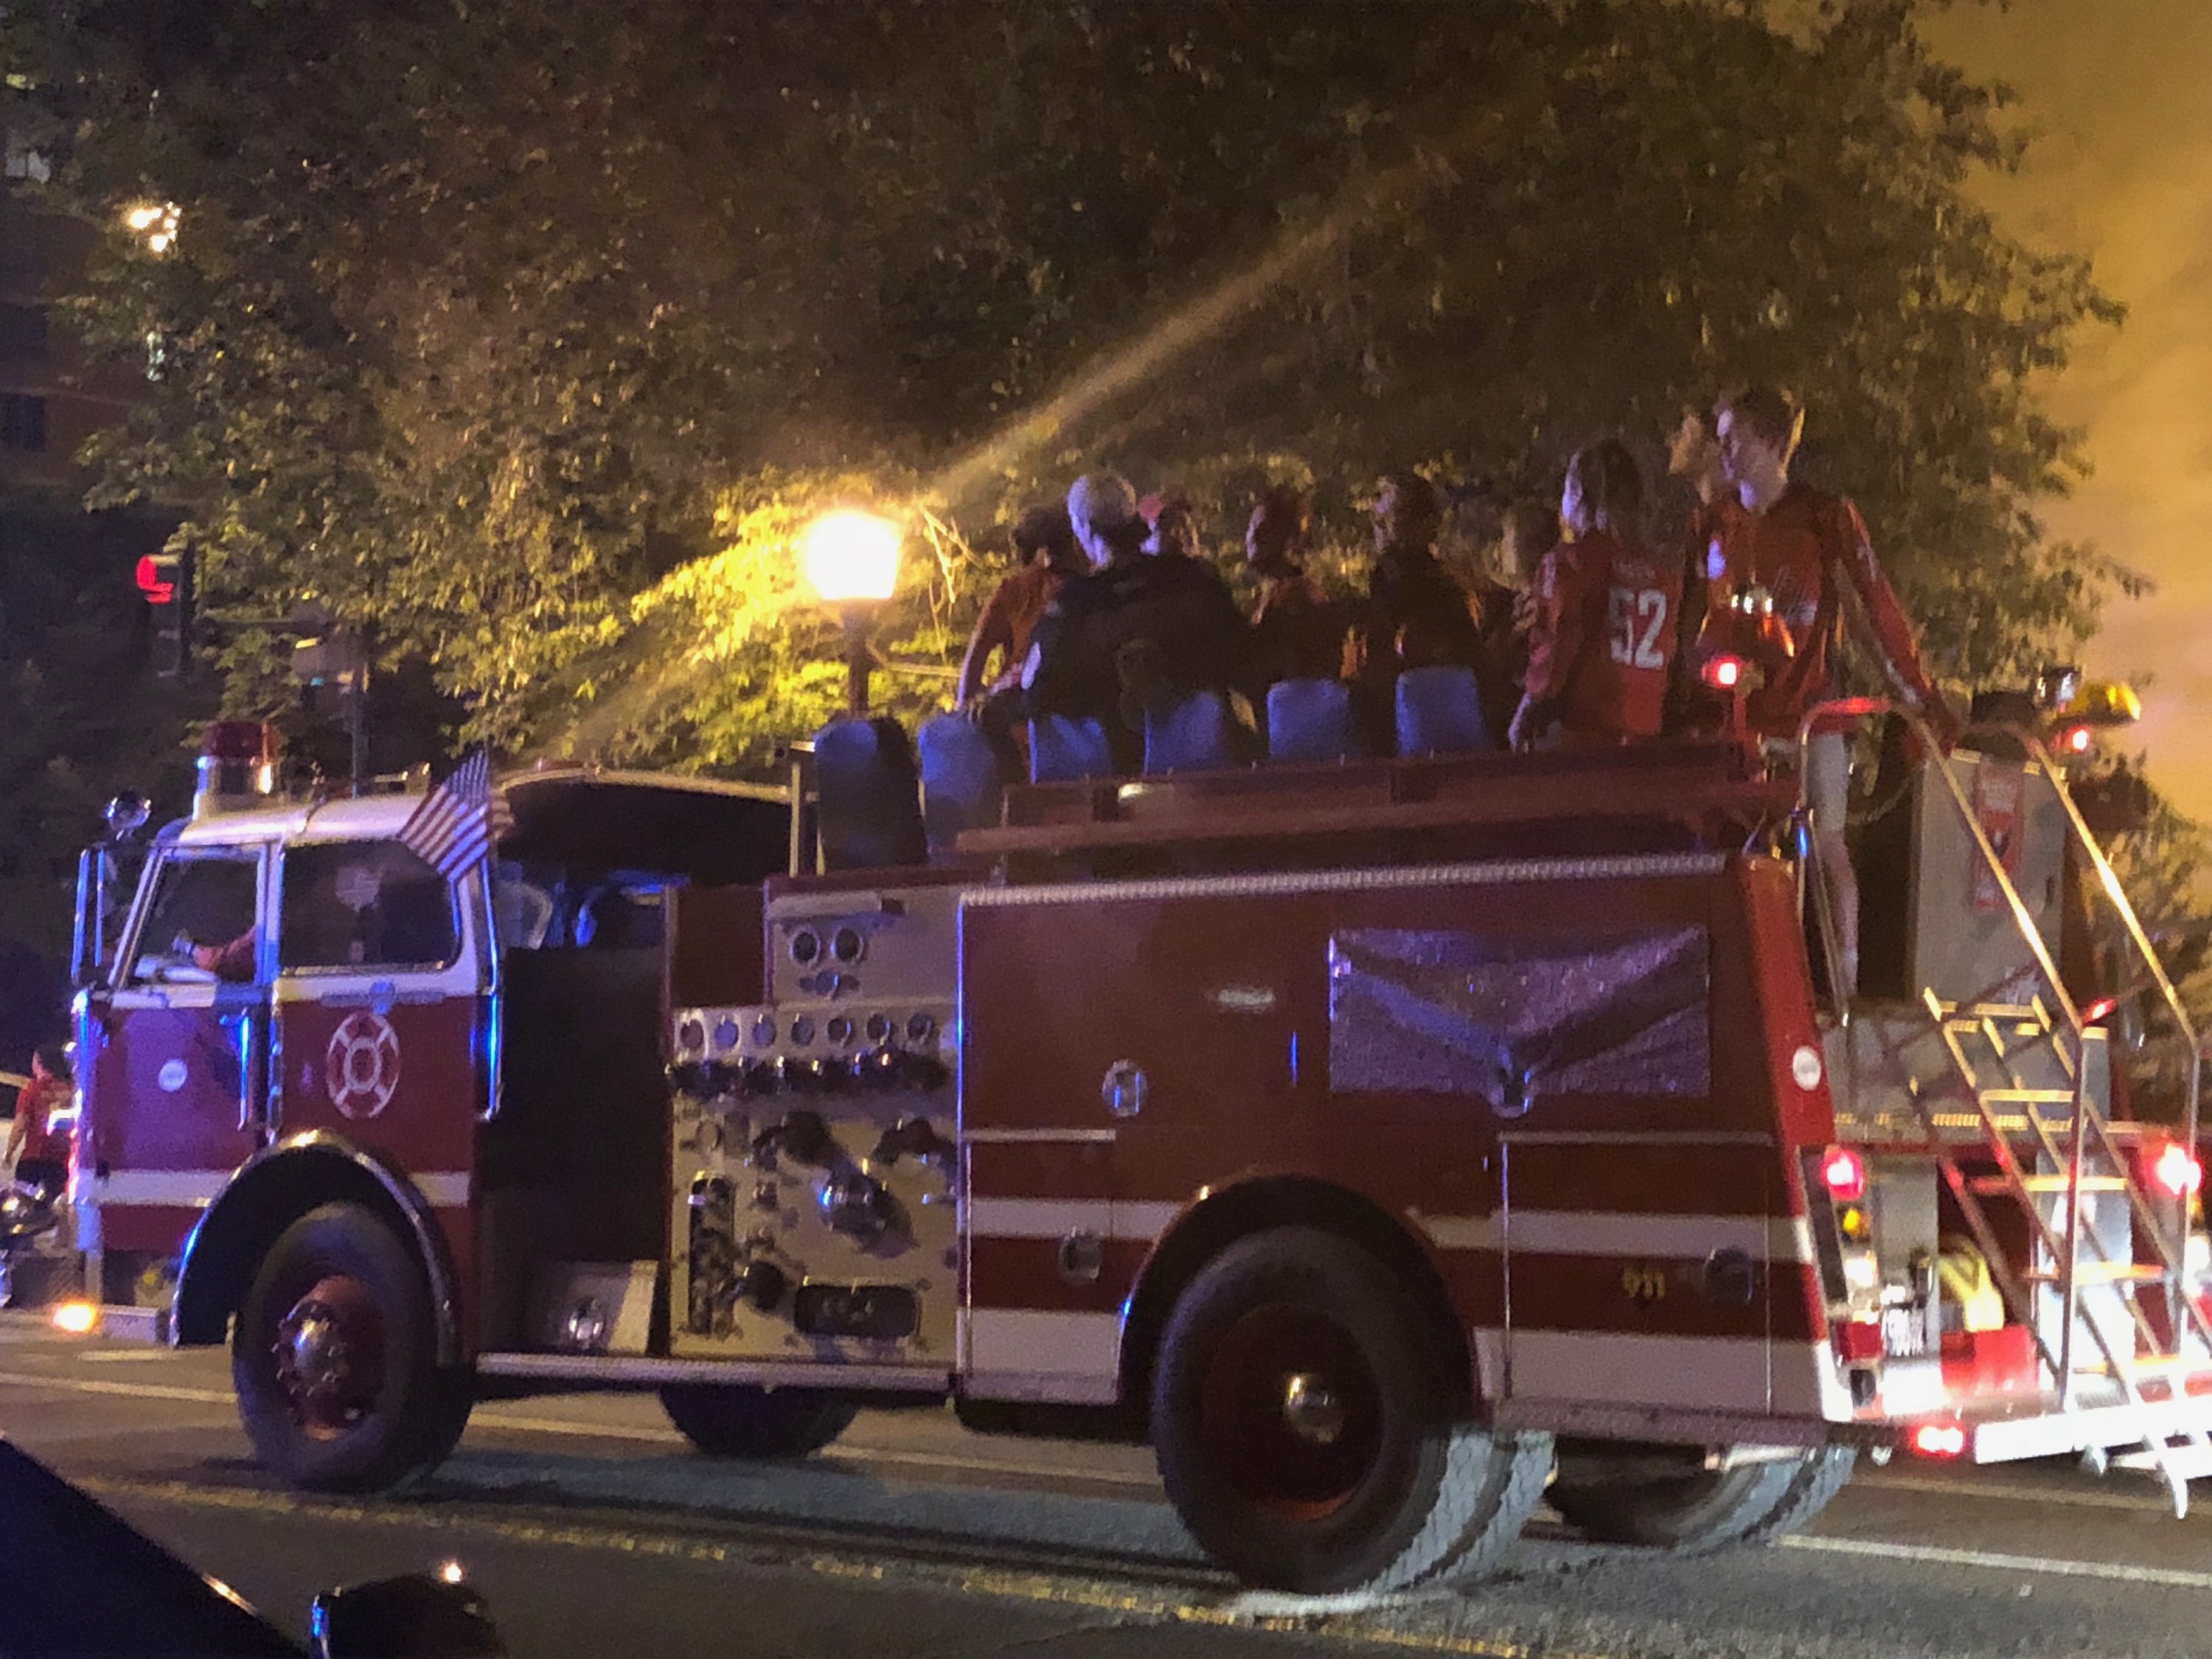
[
  {"xmin": 1702, "ymin": 654, "xmax": 1744, "ymax": 692},
  {"xmin": 2059, "ymin": 724, "xmax": 2094, "ymax": 756},
  {"xmin": 1820, "ymin": 1145, "xmax": 1867, "ymax": 1203},
  {"xmin": 2152, "ymin": 1143, "xmax": 2203, "ymax": 1200},
  {"xmin": 135, "ymin": 554, "xmax": 176, "ymax": 605}
]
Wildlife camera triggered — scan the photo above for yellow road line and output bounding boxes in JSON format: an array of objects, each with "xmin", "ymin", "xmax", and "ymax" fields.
[{"xmin": 74, "ymin": 1474, "xmax": 1617, "ymax": 1659}]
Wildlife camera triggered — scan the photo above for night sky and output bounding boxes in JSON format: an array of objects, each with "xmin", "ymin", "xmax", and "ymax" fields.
[{"xmin": 1930, "ymin": 1, "xmax": 2212, "ymax": 819}]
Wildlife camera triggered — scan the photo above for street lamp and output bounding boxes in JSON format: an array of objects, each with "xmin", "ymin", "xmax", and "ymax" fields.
[
  {"xmin": 801, "ymin": 509, "xmax": 901, "ymax": 715},
  {"xmin": 122, "ymin": 201, "xmax": 181, "ymax": 255}
]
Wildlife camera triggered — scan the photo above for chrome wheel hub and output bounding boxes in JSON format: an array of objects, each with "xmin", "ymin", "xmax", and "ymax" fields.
[{"xmin": 1281, "ymin": 1371, "xmax": 1347, "ymax": 1447}]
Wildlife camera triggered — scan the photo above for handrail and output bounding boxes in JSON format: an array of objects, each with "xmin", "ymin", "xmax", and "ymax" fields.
[
  {"xmin": 2011, "ymin": 724, "xmax": 2202, "ymax": 1179},
  {"xmin": 1798, "ymin": 695, "xmax": 2204, "ymax": 1355}
]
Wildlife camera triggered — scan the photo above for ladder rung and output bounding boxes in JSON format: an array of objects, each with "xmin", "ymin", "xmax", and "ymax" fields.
[
  {"xmin": 1969, "ymin": 1175, "xmax": 2129, "ymax": 1196},
  {"xmin": 2025, "ymin": 1262, "xmax": 2166, "ymax": 1285},
  {"xmin": 1977, "ymin": 1090, "xmax": 2084, "ymax": 1105}
]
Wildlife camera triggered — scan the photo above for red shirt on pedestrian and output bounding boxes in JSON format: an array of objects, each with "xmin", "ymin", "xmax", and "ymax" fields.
[
  {"xmin": 12, "ymin": 1074, "xmax": 69, "ymax": 1168},
  {"xmin": 1523, "ymin": 531, "xmax": 1680, "ymax": 744}
]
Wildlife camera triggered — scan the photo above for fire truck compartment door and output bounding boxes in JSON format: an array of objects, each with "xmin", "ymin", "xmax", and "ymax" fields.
[
  {"xmin": 271, "ymin": 840, "xmax": 480, "ymax": 1208},
  {"xmin": 1326, "ymin": 921, "xmax": 1779, "ymax": 1415},
  {"xmin": 86, "ymin": 845, "xmax": 272, "ymax": 1253}
]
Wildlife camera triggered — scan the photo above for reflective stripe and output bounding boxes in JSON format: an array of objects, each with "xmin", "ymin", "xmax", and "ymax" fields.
[
  {"xmin": 94, "ymin": 1167, "xmax": 470, "ymax": 1209},
  {"xmin": 1416, "ymin": 1209, "xmax": 1813, "ymax": 1262},
  {"xmin": 411, "ymin": 1172, "xmax": 471, "ymax": 1208},
  {"xmin": 961, "ymin": 1128, "xmax": 1118, "ymax": 1145},
  {"xmin": 92, "ymin": 1169, "xmax": 229, "ymax": 1208},
  {"xmin": 1510, "ymin": 1330, "xmax": 1768, "ymax": 1411},
  {"xmin": 961, "ymin": 852, "xmax": 1726, "ymax": 911},
  {"xmin": 966, "ymin": 1197, "xmax": 1178, "ymax": 1242},
  {"xmin": 963, "ymin": 1308, "xmax": 1121, "ymax": 1396}
]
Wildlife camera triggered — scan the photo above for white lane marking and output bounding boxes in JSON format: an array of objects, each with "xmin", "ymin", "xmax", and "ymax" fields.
[
  {"xmin": 75, "ymin": 1349, "xmax": 178, "ymax": 1364},
  {"xmin": 0, "ymin": 1366, "xmax": 1161, "ymax": 1489},
  {"xmin": 1860, "ymin": 1471, "xmax": 2171, "ymax": 1514},
  {"xmin": 1783, "ymin": 1534, "xmax": 2212, "ymax": 1591},
  {"xmin": 0, "ymin": 1368, "xmax": 232, "ymax": 1405}
]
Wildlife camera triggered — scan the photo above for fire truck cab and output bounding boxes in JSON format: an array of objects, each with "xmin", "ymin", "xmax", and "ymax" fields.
[{"xmin": 69, "ymin": 695, "xmax": 2212, "ymax": 1598}]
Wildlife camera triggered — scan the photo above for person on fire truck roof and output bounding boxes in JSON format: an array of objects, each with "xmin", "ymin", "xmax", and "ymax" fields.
[
  {"xmin": 1023, "ymin": 470, "xmax": 1248, "ymax": 771},
  {"xmin": 1707, "ymin": 383, "xmax": 1962, "ymax": 996},
  {"xmin": 1509, "ymin": 439, "xmax": 1680, "ymax": 751}
]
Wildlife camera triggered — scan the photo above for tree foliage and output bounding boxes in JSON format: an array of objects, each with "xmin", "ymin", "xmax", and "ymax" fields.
[{"xmin": 11, "ymin": 0, "xmax": 2129, "ymax": 773}]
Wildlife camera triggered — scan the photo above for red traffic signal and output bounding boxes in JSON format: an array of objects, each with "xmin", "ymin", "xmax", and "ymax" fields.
[{"xmin": 135, "ymin": 554, "xmax": 178, "ymax": 605}]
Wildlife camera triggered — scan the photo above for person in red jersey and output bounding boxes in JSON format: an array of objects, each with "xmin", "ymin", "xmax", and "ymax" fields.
[
  {"xmin": 1509, "ymin": 440, "xmax": 1679, "ymax": 751},
  {"xmin": 1709, "ymin": 383, "xmax": 1961, "ymax": 996}
]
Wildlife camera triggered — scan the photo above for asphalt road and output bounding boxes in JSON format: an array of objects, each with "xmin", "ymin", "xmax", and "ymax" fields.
[{"xmin": 4, "ymin": 1312, "xmax": 2211, "ymax": 1659}]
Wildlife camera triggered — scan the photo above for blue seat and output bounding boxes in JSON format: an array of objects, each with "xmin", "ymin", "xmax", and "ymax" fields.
[
  {"xmin": 1144, "ymin": 690, "xmax": 1240, "ymax": 776},
  {"xmin": 1028, "ymin": 715, "xmax": 1114, "ymax": 784},
  {"xmin": 1267, "ymin": 678, "xmax": 1360, "ymax": 764},
  {"xmin": 1395, "ymin": 665, "xmax": 1493, "ymax": 757},
  {"xmin": 916, "ymin": 713, "xmax": 1005, "ymax": 858},
  {"xmin": 812, "ymin": 717, "xmax": 928, "ymax": 870}
]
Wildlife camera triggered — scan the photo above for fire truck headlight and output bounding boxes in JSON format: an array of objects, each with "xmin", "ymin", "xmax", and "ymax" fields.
[{"xmin": 1843, "ymin": 1251, "xmax": 1881, "ymax": 1295}]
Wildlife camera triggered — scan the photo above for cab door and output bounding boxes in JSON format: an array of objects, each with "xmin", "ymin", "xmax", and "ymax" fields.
[
  {"xmin": 83, "ymin": 843, "xmax": 272, "ymax": 1259},
  {"xmin": 269, "ymin": 838, "xmax": 480, "ymax": 1216}
]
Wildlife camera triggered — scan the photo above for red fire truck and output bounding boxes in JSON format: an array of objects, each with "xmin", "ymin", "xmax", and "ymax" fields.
[{"xmin": 64, "ymin": 693, "xmax": 2212, "ymax": 1596}]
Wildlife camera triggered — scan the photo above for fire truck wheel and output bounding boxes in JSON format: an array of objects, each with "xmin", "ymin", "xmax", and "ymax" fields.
[
  {"xmin": 1151, "ymin": 1226, "xmax": 1548, "ymax": 1596},
  {"xmin": 233, "ymin": 1203, "xmax": 452, "ymax": 1493},
  {"xmin": 1735, "ymin": 1446, "xmax": 1857, "ymax": 1545},
  {"xmin": 657, "ymin": 1384, "xmax": 858, "ymax": 1458},
  {"xmin": 1548, "ymin": 1445, "xmax": 1854, "ymax": 1551}
]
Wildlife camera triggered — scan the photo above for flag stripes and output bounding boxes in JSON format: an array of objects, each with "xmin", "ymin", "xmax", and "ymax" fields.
[{"xmin": 397, "ymin": 750, "xmax": 512, "ymax": 882}]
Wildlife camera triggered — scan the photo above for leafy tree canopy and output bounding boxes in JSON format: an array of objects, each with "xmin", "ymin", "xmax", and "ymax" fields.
[{"xmin": 8, "ymin": 0, "xmax": 2132, "ymax": 773}]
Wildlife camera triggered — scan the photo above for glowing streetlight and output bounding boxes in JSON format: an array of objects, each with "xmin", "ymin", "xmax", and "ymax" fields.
[
  {"xmin": 122, "ymin": 201, "xmax": 181, "ymax": 255},
  {"xmin": 800, "ymin": 509, "xmax": 901, "ymax": 714}
]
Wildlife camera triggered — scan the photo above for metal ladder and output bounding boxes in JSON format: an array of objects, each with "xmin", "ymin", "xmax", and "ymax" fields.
[{"xmin": 1801, "ymin": 700, "xmax": 2212, "ymax": 1512}]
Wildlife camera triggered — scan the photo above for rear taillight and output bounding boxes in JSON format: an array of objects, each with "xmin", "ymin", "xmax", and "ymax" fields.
[
  {"xmin": 2152, "ymin": 1143, "xmax": 2202, "ymax": 1199},
  {"xmin": 1820, "ymin": 1145, "xmax": 1867, "ymax": 1203},
  {"xmin": 1702, "ymin": 654, "xmax": 1745, "ymax": 691},
  {"xmin": 1911, "ymin": 1423, "xmax": 1966, "ymax": 1458}
]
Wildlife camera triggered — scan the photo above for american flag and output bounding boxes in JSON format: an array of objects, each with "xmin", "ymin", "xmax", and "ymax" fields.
[{"xmin": 397, "ymin": 750, "xmax": 513, "ymax": 882}]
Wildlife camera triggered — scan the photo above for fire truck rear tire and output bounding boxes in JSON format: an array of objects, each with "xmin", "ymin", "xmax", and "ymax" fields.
[
  {"xmin": 232, "ymin": 1203, "xmax": 456, "ymax": 1494},
  {"xmin": 1151, "ymin": 1226, "xmax": 1548, "ymax": 1596},
  {"xmin": 1734, "ymin": 1446, "xmax": 1857, "ymax": 1545},
  {"xmin": 1548, "ymin": 1444, "xmax": 1854, "ymax": 1551},
  {"xmin": 658, "ymin": 1384, "xmax": 857, "ymax": 1458}
]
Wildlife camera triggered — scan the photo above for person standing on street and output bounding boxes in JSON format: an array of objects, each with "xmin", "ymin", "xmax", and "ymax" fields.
[{"xmin": 7, "ymin": 1045, "xmax": 72, "ymax": 1198}]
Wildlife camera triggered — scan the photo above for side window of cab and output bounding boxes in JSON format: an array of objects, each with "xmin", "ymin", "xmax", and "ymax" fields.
[
  {"xmin": 279, "ymin": 841, "xmax": 459, "ymax": 972},
  {"xmin": 127, "ymin": 849, "xmax": 262, "ymax": 984}
]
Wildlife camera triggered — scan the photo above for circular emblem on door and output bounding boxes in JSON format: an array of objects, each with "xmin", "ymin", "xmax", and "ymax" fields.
[
  {"xmin": 156, "ymin": 1059, "xmax": 187, "ymax": 1093},
  {"xmin": 326, "ymin": 1011, "xmax": 402, "ymax": 1119}
]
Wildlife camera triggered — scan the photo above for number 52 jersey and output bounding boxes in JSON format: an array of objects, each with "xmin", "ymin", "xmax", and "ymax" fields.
[{"xmin": 1523, "ymin": 531, "xmax": 1682, "ymax": 743}]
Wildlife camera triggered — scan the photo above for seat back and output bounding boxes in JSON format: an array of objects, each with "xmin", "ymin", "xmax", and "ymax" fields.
[
  {"xmin": 1395, "ymin": 665, "xmax": 1493, "ymax": 757},
  {"xmin": 1028, "ymin": 715, "xmax": 1115, "ymax": 784},
  {"xmin": 1267, "ymin": 678, "xmax": 1360, "ymax": 765},
  {"xmin": 811, "ymin": 717, "xmax": 928, "ymax": 870},
  {"xmin": 1144, "ymin": 689, "xmax": 1240, "ymax": 776},
  {"xmin": 916, "ymin": 713, "xmax": 1005, "ymax": 858}
]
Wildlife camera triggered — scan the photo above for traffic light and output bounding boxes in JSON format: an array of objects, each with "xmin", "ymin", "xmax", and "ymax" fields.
[{"xmin": 135, "ymin": 550, "xmax": 195, "ymax": 676}]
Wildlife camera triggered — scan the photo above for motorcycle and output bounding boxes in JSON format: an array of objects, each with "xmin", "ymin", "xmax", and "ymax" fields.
[{"xmin": 0, "ymin": 1179, "xmax": 66, "ymax": 1310}]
